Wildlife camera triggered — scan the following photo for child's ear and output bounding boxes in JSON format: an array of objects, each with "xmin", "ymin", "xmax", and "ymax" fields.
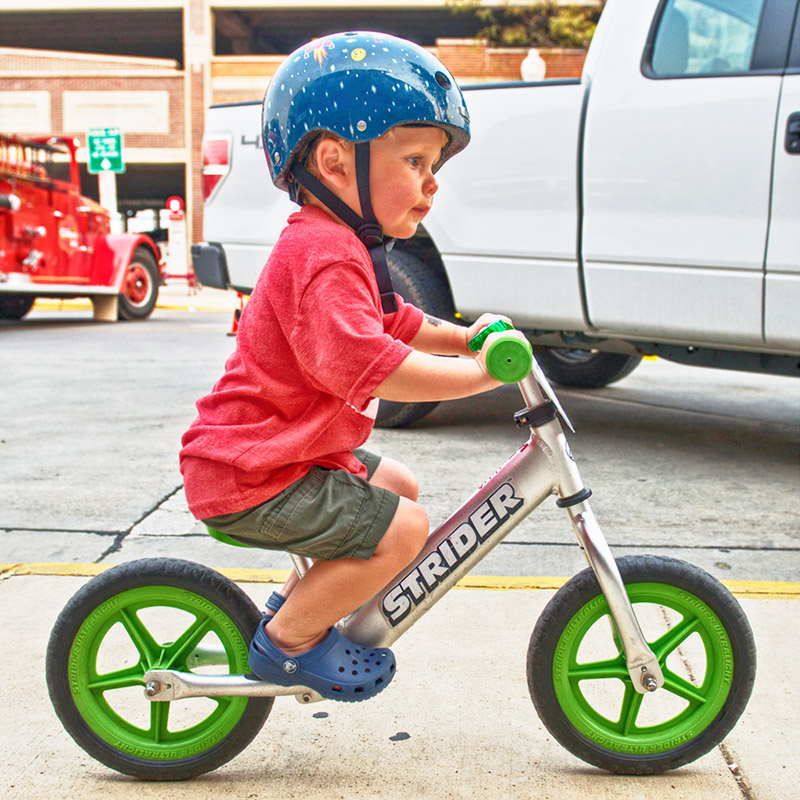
[{"xmin": 314, "ymin": 138, "xmax": 353, "ymax": 189}]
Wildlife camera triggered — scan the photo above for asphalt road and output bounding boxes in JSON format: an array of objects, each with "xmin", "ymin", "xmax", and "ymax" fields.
[{"xmin": 1, "ymin": 294, "xmax": 799, "ymax": 584}]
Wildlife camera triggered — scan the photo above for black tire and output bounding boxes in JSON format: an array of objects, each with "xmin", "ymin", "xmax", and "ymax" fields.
[
  {"xmin": 118, "ymin": 247, "xmax": 160, "ymax": 320},
  {"xmin": 46, "ymin": 558, "xmax": 273, "ymax": 780},
  {"xmin": 375, "ymin": 249, "xmax": 457, "ymax": 428},
  {"xmin": 533, "ymin": 347, "xmax": 642, "ymax": 388},
  {"xmin": 0, "ymin": 294, "xmax": 35, "ymax": 320},
  {"xmin": 528, "ymin": 555, "xmax": 756, "ymax": 774}
]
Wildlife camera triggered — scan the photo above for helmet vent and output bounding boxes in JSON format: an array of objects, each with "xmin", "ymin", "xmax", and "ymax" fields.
[{"xmin": 434, "ymin": 71, "xmax": 452, "ymax": 90}]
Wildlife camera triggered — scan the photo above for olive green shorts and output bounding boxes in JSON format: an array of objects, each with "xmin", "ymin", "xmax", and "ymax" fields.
[{"xmin": 202, "ymin": 449, "xmax": 399, "ymax": 561}]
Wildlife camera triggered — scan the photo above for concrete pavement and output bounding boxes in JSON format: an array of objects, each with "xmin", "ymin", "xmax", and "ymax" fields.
[{"xmin": 1, "ymin": 562, "xmax": 797, "ymax": 800}]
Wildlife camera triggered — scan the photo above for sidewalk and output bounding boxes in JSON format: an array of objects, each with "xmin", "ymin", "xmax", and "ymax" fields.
[{"xmin": 1, "ymin": 567, "xmax": 796, "ymax": 800}]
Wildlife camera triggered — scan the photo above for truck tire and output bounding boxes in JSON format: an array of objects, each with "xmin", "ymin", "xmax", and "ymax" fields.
[
  {"xmin": 118, "ymin": 247, "xmax": 160, "ymax": 321},
  {"xmin": 376, "ymin": 249, "xmax": 456, "ymax": 429},
  {"xmin": 533, "ymin": 347, "xmax": 642, "ymax": 389},
  {"xmin": 0, "ymin": 294, "xmax": 35, "ymax": 320}
]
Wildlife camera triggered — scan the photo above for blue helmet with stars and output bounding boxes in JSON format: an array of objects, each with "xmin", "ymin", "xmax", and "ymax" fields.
[{"xmin": 262, "ymin": 31, "xmax": 471, "ymax": 191}]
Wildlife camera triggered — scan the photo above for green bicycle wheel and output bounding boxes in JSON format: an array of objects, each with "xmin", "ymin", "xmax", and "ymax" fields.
[
  {"xmin": 47, "ymin": 558, "xmax": 273, "ymax": 780},
  {"xmin": 527, "ymin": 555, "xmax": 755, "ymax": 774}
]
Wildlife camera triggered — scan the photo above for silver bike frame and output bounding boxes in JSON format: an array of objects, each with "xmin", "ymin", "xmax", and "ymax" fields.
[{"xmin": 144, "ymin": 364, "xmax": 663, "ymax": 704}]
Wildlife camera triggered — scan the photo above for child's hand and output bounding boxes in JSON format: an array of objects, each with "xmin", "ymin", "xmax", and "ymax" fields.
[
  {"xmin": 475, "ymin": 329, "xmax": 530, "ymax": 378},
  {"xmin": 465, "ymin": 313, "xmax": 514, "ymax": 355}
]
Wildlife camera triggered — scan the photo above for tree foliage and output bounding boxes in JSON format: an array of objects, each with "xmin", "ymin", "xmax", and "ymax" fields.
[{"xmin": 447, "ymin": 1, "xmax": 606, "ymax": 49}]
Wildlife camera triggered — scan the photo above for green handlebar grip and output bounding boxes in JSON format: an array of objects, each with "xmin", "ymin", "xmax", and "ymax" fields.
[
  {"xmin": 467, "ymin": 319, "xmax": 514, "ymax": 352},
  {"xmin": 484, "ymin": 335, "xmax": 533, "ymax": 383},
  {"xmin": 467, "ymin": 320, "xmax": 533, "ymax": 383}
]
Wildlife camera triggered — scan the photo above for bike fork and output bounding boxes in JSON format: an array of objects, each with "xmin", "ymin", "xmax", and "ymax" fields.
[
  {"xmin": 566, "ymin": 500, "xmax": 664, "ymax": 693},
  {"xmin": 517, "ymin": 373, "xmax": 664, "ymax": 695}
]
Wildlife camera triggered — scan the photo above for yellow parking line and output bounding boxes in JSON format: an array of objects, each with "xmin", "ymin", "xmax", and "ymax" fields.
[
  {"xmin": 2, "ymin": 562, "xmax": 799, "ymax": 599},
  {"xmin": 32, "ymin": 299, "xmax": 234, "ymax": 313},
  {"xmin": 33, "ymin": 299, "xmax": 92, "ymax": 310}
]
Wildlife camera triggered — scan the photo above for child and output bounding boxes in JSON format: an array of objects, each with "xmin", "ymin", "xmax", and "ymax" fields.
[{"xmin": 180, "ymin": 31, "xmax": 516, "ymax": 702}]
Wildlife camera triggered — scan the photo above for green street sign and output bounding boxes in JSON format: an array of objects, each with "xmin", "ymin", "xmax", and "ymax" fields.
[{"xmin": 87, "ymin": 127, "xmax": 125, "ymax": 174}]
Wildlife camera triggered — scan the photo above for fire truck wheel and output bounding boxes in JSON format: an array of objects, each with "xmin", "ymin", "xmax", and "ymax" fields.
[
  {"xmin": 118, "ymin": 247, "xmax": 159, "ymax": 320},
  {"xmin": 0, "ymin": 294, "xmax": 36, "ymax": 320}
]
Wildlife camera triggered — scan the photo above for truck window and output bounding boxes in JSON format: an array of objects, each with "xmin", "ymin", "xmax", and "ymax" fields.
[
  {"xmin": 650, "ymin": 0, "xmax": 766, "ymax": 75},
  {"xmin": 42, "ymin": 159, "xmax": 71, "ymax": 183}
]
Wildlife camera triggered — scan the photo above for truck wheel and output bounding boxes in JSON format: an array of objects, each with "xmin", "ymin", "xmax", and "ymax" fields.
[
  {"xmin": 0, "ymin": 294, "xmax": 35, "ymax": 320},
  {"xmin": 118, "ymin": 247, "xmax": 159, "ymax": 320},
  {"xmin": 376, "ymin": 249, "xmax": 456, "ymax": 428},
  {"xmin": 533, "ymin": 347, "xmax": 642, "ymax": 388}
]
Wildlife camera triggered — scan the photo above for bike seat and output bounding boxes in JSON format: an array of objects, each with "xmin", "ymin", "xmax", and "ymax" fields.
[{"xmin": 205, "ymin": 525, "xmax": 253, "ymax": 548}]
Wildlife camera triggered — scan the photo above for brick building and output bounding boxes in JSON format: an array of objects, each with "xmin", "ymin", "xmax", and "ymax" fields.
[{"xmin": 0, "ymin": 1, "xmax": 586, "ymax": 245}]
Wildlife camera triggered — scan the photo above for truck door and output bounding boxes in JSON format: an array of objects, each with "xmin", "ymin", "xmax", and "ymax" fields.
[
  {"xmin": 764, "ymin": 19, "xmax": 800, "ymax": 350},
  {"xmin": 581, "ymin": 0, "xmax": 797, "ymax": 349}
]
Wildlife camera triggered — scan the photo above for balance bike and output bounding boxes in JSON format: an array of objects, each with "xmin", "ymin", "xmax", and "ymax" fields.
[{"xmin": 46, "ymin": 323, "xmax": 756, "ymax": 780}]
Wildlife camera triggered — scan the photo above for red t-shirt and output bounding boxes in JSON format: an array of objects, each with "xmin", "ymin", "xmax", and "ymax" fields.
[{"xmin": 180, "ymin": 205, "xmax": 424, "ymax": 519}]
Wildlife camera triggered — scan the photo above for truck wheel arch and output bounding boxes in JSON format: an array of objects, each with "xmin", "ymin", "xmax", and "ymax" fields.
[
  {"xmin": 532, "ymin": 347, "xmax": 643, "ymax": 388},
  {"xmin": 118, "ymin": 246, "xmax": 160, "ymax": 320},
  {"xmin": 101, "ymin": 234, "xmax": 164, "ymax": 321},
  {"xmin": 393, "ymin": 232, "xmax": 455, "ymax": 306},
  {"xmin": 376, "ymin": 246, "xmax": 458, "ymax": 428}
]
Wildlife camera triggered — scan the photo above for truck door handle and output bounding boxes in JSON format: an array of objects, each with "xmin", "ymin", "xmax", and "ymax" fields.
[{"xmin": 786, "ymin": 112, "xmax": 800, "ymax": 154}]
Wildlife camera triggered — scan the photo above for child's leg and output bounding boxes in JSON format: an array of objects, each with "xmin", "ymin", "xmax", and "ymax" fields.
[
  {"xmin": 277, "ymin": 454, "xmax": 419, "ymax": 604},
  {"xmin": 368, "ymin": 454, "xmax": 419, "ymax": 501},
  {"xmin": 264, "ymin": 495, "xmax": 428, "ymax": 656}
]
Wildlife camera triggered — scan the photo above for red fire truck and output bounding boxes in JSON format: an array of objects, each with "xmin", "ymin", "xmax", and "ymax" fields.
[{"xmin": 0, "ymin": 133, "xmax": 164, "ymax": 321}]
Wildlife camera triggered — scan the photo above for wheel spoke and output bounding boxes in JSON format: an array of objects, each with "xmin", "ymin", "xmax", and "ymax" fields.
[
  {"xmin": 149, "ymin": 699, "xmax": 171, "ymax": 743},
  {"xmin": 568, "ymin": 656, "xmax": 628, "ymax": 682},
  {"xmin": 87, "ymin": 665, "xmax": 144, "ymax": 692},
  {"xmin": 651, "ymin": 614, "xmax": 701, "ymax": 661},
  {"xmin": 119, "ymin": 607, "xmax": 161, "ymax": 665},
  {"xmin": 619, "ymin": 683, "xmax": 645, "ymax": 735},
  {"xmin": 163, "ymin": 616, "xmax": 213, "ymax": 670},
  {"xmin": 214, "ymin": 695, "xmax": 233, "ymax": 713},
  {"xmin": 662, "ymin": 667, "xmax": 708, "ymax": 707}
]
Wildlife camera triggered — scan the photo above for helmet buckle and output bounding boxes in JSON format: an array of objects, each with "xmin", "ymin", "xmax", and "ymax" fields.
[{"xmin": 356, "ymin": 222, "xmax": 383, "ymax": 250}]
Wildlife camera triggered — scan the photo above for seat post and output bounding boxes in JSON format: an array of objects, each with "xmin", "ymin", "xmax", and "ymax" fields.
[{"xmin": 290, "ymin": 554, "xmax": 313, "ymax": 578}]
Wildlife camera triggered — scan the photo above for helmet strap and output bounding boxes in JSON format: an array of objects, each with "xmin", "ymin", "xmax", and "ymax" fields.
[
  {"xmin": 354, "ymin": 142, "xmax": 398, "ymax": 314},
  {"xmin": 289, "ymin": 142, "xmax": 398, "ymax": 314}
]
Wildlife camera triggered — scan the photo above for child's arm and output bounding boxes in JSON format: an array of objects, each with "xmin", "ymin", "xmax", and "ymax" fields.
[
  {"xmin": 375, "ymin": 315, "xmax": 524, "ymax": 403},
  {"xmin": 373, "ymin": 349, "xmax": 499, "ymax": 402},
  {"xmin": 409, "ymin": 312, "xmax": 512, "ymax": 356}
]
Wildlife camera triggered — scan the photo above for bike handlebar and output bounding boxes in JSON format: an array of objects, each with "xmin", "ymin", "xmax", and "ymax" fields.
[{"xmin": 467, "ymin": 319, "xmax": 533, "ymax": 384}]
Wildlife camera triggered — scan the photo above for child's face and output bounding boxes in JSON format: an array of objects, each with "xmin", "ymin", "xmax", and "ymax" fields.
[{"xmin": 366, "ymin": 126, "xmax": 447, "ymax": 240}]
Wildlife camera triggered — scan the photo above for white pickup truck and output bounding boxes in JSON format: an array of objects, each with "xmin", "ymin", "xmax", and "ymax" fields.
[{"xmin": 193, "ymin": 0, "xmax": 800, "ymax": 427}]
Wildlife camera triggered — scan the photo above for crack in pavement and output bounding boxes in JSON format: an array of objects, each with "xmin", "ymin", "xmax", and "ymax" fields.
[
  {"xmin": 718, "ymin": 742, "xmax": 757, "ymax": 799},
  {"xmin": 94, "ymin": 484, "xmax": 184, "ymax": 563}
]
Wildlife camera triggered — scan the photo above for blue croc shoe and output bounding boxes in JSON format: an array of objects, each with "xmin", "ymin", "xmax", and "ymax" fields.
[
  {"xmin": 262, "ymin": 591, "xmax": 286, "ymax": 622},
  {"xmin": 249, "ymin": 623, "xmax": 396, "ymax": 702}
]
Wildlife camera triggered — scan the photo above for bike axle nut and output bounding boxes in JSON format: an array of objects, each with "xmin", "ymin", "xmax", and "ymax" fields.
[{"xmin": 642, "ymin": 674, "xmax": 658, "ymax": 692}]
